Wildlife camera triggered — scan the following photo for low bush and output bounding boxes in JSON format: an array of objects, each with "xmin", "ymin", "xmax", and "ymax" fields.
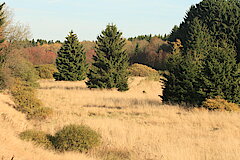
[
  {"xmin": 10, "ymin": 79, "xmax": 52, "ymax": 120},
  {"xmin": 53, "ymin": 124, "xmax": 101, "ymax": 152},
  {"xmin": 27, "ymin": 106, "xmax": 53, "ymax": 120},
  {"xmin": 98, "ymin": 148, "xmax": 131, "ymax": 160},
  {"xmin": 19, "ymin": 129, "xmax": 54, "ymax": 149},
  {"xmin": 35, "ymin": 64, "xmax": 58, "ymax": 79},
  {"xmin": 129, "ymin": 63, "xmax": 159, "ymax": 80},
  {"xmin": 202, "ymin": 97, "xmax": 240, "ymax": 111},
  {"xmin": 10, "ymin": 80, "xmax": 41, "ymax": 113}
]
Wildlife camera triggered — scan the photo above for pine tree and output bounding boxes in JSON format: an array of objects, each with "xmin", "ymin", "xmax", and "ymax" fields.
[
  {"xmin": 161, "ymin": 53, "xmax": 204, "ymax": 105},
  {"xmin": 168, "ymin": 25, "xmax": 179, "ymax": 42},
  {"xmin": 170, "ymin": 0, "xmax": 240, "ymax": 61},
  {"xmin": 200, "ymin": 42, "xmax": 240, "ymax": 104},
  {"xmin": 54, "ymin": 31, "xmax": 88, "ymax": 81},
  {"xmin": 86, "ymin": 24, "xmax": 129, "ymax": 91},
  {"xmin": 162, "ymin": 0, "xmax": 240, "ymax": 105},
  {"xmin": 162, "ymin": 18, "xmax": 211, "ymax": 105},
  {"xmin": 184, "ymin": 18, "xmax": 212, "ymax": 55}
]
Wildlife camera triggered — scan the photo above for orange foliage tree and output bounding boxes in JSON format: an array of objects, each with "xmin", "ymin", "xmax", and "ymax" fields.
[{"xmin": 23, "ymin": 46, "xmax": 57, "ymax": 65}]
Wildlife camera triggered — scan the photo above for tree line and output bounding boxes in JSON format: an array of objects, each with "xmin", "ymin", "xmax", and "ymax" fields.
[{"xmin": 0, "ymin": 0, "xmax": 239, "ymax": 109}]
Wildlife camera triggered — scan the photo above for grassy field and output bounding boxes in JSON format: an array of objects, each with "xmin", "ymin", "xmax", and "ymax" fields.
[{"xmin": 1, "ymin": 77, "xmax": 240, "ymax": 160}]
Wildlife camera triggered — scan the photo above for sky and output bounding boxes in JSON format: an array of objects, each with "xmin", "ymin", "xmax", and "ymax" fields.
[{"xmin": 4, "ymin": 0, "xmax": 201, "ymax": 41}]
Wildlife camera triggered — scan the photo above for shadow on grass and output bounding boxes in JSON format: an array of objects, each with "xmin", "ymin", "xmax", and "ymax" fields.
[
  {"xmin": 82, "ymin": 104, "xmax": 123, "ymax": 110},
  {"xmin": 39, "ymin": 86, "xmax": 88, "ymax": 90},
  {"xmin": 102, "ymin": 98, "xmax": 162, "ymax": 107}
]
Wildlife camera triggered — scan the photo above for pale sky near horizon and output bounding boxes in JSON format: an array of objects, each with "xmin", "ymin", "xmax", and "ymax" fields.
[{"xmin": 4, "ymin": 0, "xmax": 201, "ymax": 41}]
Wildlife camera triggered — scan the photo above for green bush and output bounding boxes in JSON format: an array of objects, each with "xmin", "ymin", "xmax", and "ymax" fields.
[
  {"xmin": 53, "ymin": 124, "xmax": 101, "ymax": 152},
  {"xmin": 129, "ymin": 63, "xmax": 159, "ymax": 80},
  {"xmin": 19, "ymin": 129, "xmax": 54, "ymax": 149},
  {"xmin": 10, "ymin": 79, "xmax": 52, "ymax": 120},
  {"xmin": 3, "ymin": 52, "xmax": 39, "ymax": 88},
  {"xmin": 99, "ymin": 148, "xmax": 131, "ymax": 160},
  {"xmin": 202, "ymin": 97, "xmax": 240, "ymax": 112},
  {"xmin": 35, "ymin": 64, "xmax": 58, "ymax": 79},
  {"xmin": 27, "ymin": 106, "xmax": 53, "ymax": 120}
]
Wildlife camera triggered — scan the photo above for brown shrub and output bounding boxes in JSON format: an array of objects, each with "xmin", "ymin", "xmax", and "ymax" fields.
[
  {"xmin": 202, "ymin": 97, "xmax": 240, "ymax": 111},
  {"xmin": 129, "ymin": 63, "xmax": 159, "ymax": 80}
]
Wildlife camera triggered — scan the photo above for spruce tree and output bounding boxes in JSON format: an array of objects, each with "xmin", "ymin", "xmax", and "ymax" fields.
[
  {"xmin": 169, "ymin": 0, "xmax": 240, "ymax": 61},
  {"xmin": 200, "ymin": 42, "xmax": 240, "ymax": 104},
  {"xmin": 161, "ymin": 53, "xmax": 204, "ymax": 105},
  {"xmin": 162, "ymin": 18, "xmax": 211, "ymax": 105},
  {"xmin": 86, "ymin": 24, "xmax": 129, "ymax": 91},
  {"xmin": 54, "ymin": 31, "xmax": 88, "ymax": 81},
  {"xmin": 163, "ymin": 0, "xmax": 240, "ymax": 105}
]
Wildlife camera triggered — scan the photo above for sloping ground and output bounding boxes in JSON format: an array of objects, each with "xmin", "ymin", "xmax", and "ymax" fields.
[
  {"xmin": 1, "ymin": 77, "xmax": 240, "ymax": 160},
  {"xmin": 0, "ymin": 93, "xmax": 96, "ymax": 160}
]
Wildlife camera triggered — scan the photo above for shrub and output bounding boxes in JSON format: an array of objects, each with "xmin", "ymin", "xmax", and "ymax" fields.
[
  {"xmin": 202, "ymin": 97, "xmax": 240, "ymax": 112},
  {"xmin": 129, "ymin": 63, "xmax": 159, "ymax": 80},
  {"xmin": 2, "ymin": 51, "xmax": 52, "ymax": 120},
  {"xmin": 35, "ymin": 64, "xmax": 58, "ymax": 79},
  {"xmin": 27, "ymin": 106, "xmax": 53, "ymax": 120},
  {"xmin": 11, "ymin": 80, "xmax": 41, "ymax": 112},
  {"xmin": 3, "ymin": 51, "xmax": 39, "ymax": 88},
  {"xmin": 53, "ymin": 124, "xmax": 101, "ymax": 152},
  {"xmin": 19, "ymin": 129, "xmax": 54, "ymax": 149},
  {"xmin": 10, "ymin": 79, "xmax": 52, "ymax": 120},
  {"xmin": 98, "ymin": 148, "xmax": 131, "ymax": 160}
]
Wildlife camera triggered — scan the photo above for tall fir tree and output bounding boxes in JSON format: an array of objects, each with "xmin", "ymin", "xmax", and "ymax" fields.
[
  {"xmin": 161, "ymin": 53, "xmax": 204, "ymax": 105},
  {"xmin": 163, "ymin": 0, "xmax": 240, "ymax": 105},
  {"xmin": 162, "ymin": 18, "xmax": 211, "ymax": 105},
  {"xmin": 184, "ymin": 18, "xmax": 212, "ymax": 55},
  {"xmin": 54, "ymin": 31, "xmax": 88, "ymax": 81},
  {"xmin": 86, "ymin": 24, "xmax": 129, "ymax": 91},
  {"xmin": 200, "ymin": 42, "xmax": 240, "ymax": 104},
  {"xmin": 169, "ymin": 0, "xmax": 240, "ymax": 61},
  {"xmin": 162, "ymin": 41, "xmax": 240, "ymax": 105}
]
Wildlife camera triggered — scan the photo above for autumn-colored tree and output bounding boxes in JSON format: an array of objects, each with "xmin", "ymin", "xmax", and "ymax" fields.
[
  {"xmin": 0, "ymin": 2, "xmax": 6, "ymax": 88},
  {"xmin": 0, "ymin": 2, "xmax": 5, "ymax": 45},
  {"xmin": 41, "ymin": 43, "xmax": 62, "ymax": 53},
  {"xmin": 128, "ymin": 37, "xmax": 172, "ymax": 70},
  {"xmin": 23, "ymin": 46, "xmax": 57, "ymax": 65}
]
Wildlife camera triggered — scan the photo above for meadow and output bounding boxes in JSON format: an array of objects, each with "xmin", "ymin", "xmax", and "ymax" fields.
[{"xmin": 1, "ymin": 77, "xmax": 240, "ymax": 160}]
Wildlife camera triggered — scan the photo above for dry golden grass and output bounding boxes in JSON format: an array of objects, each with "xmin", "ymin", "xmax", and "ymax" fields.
[{"xmin": 1, "ymin": 77, "xmax": 240, "ymax": 160}]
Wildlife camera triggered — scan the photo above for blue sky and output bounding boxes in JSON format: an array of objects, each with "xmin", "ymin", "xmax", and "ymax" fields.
[{"xmin": 4, "ymin": 0, "xmax": 201, "ymax": 41}]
